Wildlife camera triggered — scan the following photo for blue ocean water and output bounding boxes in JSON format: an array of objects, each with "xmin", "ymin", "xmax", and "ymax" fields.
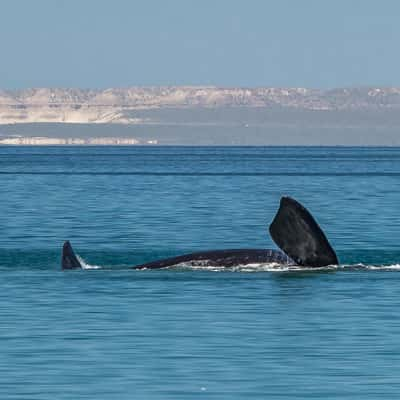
[{"xmin": 1, "ymin": 146, "xmax": 400, "ymax": 399}]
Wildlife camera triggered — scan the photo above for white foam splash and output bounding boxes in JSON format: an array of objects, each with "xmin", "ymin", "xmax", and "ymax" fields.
[
  {"xmin": 77, "ymin": 255, "xmax": 101, "ymax": 270},
  {"xmin": 165, "ymin": 261, "xmax": 339, "ymax": 273},
  {"xmin": 364, "ymin": 264, "xmax": 400, "ymax": 271},
  {"xmin": 164, "ymin": 262, "xmax": 400, "ymax": 273},
  {"xmin": 73, "ymin": 257, "xmax": 400, "ymax": 273}
]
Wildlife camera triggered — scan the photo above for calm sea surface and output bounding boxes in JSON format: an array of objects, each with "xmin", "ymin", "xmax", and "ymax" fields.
[{"xmin": 1, "ymin": 146, "xmax": 400, "ymax": 399}]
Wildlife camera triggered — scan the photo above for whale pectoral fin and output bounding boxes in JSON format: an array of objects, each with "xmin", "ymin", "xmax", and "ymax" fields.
[
  {"xmin": 61, "ymin": 241, "xmax": 83, "ymax": 270},
  {"xmin": 269, "ymin": 197, "xmax": 339, "ymax": 267}
]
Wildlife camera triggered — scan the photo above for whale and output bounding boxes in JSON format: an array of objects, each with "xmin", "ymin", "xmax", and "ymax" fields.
[{"xmin": 61, "ymin": 196, "xmax": 339, "ymax": 270}]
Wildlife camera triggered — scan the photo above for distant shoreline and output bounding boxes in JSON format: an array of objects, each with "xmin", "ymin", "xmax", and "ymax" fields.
[
  {"xmin": 1, "ymin": 114, "xmax": 400, "ymax": 146},
  {"xmin": 0, "ymin": 136, "xmax": 158, "ymax": 146}
]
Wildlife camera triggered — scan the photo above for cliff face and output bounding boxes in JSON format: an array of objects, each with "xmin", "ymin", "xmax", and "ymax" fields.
[{"xmin": 1, "ymin": 87, "xmax": 400, "ymax": 124}]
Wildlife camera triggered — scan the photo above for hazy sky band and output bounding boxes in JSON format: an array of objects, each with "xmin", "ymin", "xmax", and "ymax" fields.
[{"xmin": 1, "ymin": 0, "xmax": 399, "ymax": 89}]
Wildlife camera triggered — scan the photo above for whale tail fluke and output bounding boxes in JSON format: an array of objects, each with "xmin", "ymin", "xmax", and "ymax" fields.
[
  {"xmin": 62, "ymin": 241, "xmax": 83, "ymax": 270},
  {"xmin": 269, "ymin": 197, "xmax": 339, "ymax": 267}
]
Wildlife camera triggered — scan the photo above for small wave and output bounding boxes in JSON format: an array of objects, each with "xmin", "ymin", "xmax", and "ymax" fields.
[
  {"xmin": 73, "ymin": 258, "xmax": 400, "ymax": 273},
  {"xmin": 160, "ymin": 262, "xmax": 400, "ymax": 273},
  {"xmin": 334, "ymin": 263, "xmax": 400, "ymax": 271},
  {"xmin": 77, "ymin": 255, "xmax": 101, "ymax": 270},
  {"xmin": 163, "ymin": 262, "xmax": 339, "ymax": 273}
]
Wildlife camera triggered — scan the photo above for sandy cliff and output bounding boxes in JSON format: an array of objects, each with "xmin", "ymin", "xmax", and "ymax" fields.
[{"xmin": 1, "ymin": 87, "xmax": 400, "ymax": 125}]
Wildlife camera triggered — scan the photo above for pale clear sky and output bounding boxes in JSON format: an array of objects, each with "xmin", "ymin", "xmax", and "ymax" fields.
[{"xmin": 1, "ymin": 0, "xmax": 399, "ymax": 89}]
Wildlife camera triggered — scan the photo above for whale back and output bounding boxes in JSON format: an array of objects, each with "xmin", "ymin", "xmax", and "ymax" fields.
[{"xmin": 269, "ymin": 197, "xmax": 339, "ymax": 267}]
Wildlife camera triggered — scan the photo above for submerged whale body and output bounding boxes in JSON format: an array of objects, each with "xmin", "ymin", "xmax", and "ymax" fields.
[
  {"xmin": 61, "ymin": 196, "xmax": 339, "ymax": 270},
  {"xmin": 132, "ymin": 249, "xmax": 292, "ymax": 269}
]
